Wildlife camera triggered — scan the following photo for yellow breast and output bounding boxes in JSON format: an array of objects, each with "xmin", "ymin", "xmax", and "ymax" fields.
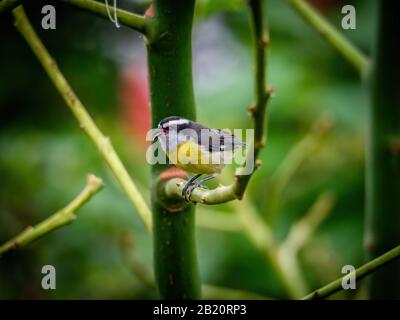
[{"xmin": 166, "ymin": 140, "xmax": 226, "ymax": 174}]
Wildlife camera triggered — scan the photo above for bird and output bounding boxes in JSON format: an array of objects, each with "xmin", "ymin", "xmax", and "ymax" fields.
[{"xmin": 152, "ymin": 116, "xmax": 246, "ymax": 201}]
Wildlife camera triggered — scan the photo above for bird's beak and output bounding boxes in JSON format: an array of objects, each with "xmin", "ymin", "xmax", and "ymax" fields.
[{"xmin": 151, "ymin": 128, "xmax": 162, "ymax": 141}]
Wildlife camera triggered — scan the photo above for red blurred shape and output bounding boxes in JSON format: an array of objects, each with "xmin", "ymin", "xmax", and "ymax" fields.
[
  {"xmin": 309, "ymin": 0, "xmax": 344, "ymax": 12},
  {"xmin": 120, "ymin": 61, "xmax": 151, "ymax": 149},
  {"xmin": 145, "ymin": 4, "xmax": 154, "ymax": 18}
]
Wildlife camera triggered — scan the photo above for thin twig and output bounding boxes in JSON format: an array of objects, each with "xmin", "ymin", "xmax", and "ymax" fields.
[
  {"xmin": 264, "ymin": 116, "xmax": 333, "ymax": 222},
  {"xmin": 235, "ymin": 199, "xmax": 305, "ymax": 299},
  {"xmin": 61, "ymin": 0, "xmax": 146, "ymax": 34},
  {"xmin": 12, "ymin": 6, "xmax": 152, "ymax": 231},
  {"xmin": 302, "ymin": 244, "xmax": 400, "ymax": 299},
  {"xmin": 276, "ymin": 192, "xmax": 336, "ymax": 297},
  {"xmin": 164, "ymin": 178, "xmax": 236, "ymax": 204},
  {"xmin": 0, "ymin": 174, "xmax": 103, "ymax": 256},
  {"xmin": 281, "ymin": 192, "xmax": 336, "ymax": 254},
  {"xmin": 287, "ymin": 0, "xmax": 368, "ymax": 75},
  {"xmin": 0, "ymin": 0, "xmax": 147, "ymax": 34},
  {"xmin": 233, "ymin": 0, "xmax": 271, "ymax": 198}
]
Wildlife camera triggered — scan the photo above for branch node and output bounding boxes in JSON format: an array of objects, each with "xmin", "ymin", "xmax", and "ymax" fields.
[
  {"xmin": 247, "ymin": 103, "xmax": 256, "ymax": 116},
  {"xmin": 255, "ymin": 138, "xmax": 266, "ymax": 150},
  {"xmin": 261, "ymin": 34, "xmax": 270, "ymax": 48},
  {"xmin": 266, "ymin": 86, "xmax": 275, "ymax": 98}
]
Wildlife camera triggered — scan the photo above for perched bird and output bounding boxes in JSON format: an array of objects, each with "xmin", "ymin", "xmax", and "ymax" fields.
[{"xmin": 152, "ymin": 116, "xmax": 246, "ymax": 201}]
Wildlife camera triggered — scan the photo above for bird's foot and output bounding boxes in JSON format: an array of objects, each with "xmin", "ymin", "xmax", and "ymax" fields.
[{"xmin": 185, "ymin": 182, "xmax": 209, "ymax": 202}]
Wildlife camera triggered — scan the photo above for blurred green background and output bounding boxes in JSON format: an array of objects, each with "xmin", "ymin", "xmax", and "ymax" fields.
[{"xmin": 0, "ymin": 0, "xmax": 376, "ymax": 299}]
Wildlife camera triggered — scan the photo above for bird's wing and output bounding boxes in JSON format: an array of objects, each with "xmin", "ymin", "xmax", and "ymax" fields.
[{"xmin": 204, "ymin": 129, "xmax": 246, "ymax": 152}]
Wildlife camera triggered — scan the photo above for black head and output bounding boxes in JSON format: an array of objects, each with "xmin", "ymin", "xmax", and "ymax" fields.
[{"xmin": 158, "ymin": 116, "xmax": 192, "ymax": 132}]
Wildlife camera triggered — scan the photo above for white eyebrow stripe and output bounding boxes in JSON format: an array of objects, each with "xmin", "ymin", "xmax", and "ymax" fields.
[{"xmin": 166, "ymin": 119, "xmax": 189, "ymax": 126}]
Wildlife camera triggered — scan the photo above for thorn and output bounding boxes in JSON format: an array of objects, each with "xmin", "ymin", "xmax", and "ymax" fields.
[
  {"xmin": 261, "ymin": 34, "xmax": 269, "ymax": 48},
  {"xmin": 87, "ymin": 174, "xmax": 103, "ymax": 188},
  {"xmin": 255, "ymin": 159, "xmax": 262, "ymax": 168},
  {"xmin": 389, "ymin": 138, "xmax": 400, "ymax": 156},
  {"xmin": 247, "ymin": 103, "xmax": 256, "ymax": 116},
  {"xmin": 168, "ymin": 273, "xmax": 174, "ymax": 285},
  {"xmin": 365, "ymin": 239, "xmax": 375, "ymax": 254},
  {"xmin": 255, "ymin": 138, "xmax": 266, "ymax": 149},
  {"xmin": 312, "ymin": 291, "xmax": 320, "ymax": 299},
  {"xmin": 12, "ymin": 241, "xmax": 19, "ymax": 249},
  {"xmin": 266, "ymin": 86, "xmax": 275, "ymax": 97}
]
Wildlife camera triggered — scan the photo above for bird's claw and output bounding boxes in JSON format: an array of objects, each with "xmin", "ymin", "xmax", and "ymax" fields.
[
  {"xmin": 181, "ymin": 182, "xmax": 208, "ymax": 202},
  {"xmin": 181, "ymin": 182, "xmax": 194, "ymax": 202}
]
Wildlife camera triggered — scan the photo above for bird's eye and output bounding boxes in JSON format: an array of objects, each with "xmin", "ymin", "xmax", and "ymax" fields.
[{"xmin": 162, "ymin": 127, "xmax": 169, "ymax": 134}]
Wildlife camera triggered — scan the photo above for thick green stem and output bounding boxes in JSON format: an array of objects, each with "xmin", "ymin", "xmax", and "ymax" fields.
[
  {"xmin": 147, "ymin": 0, "xmax": 200, "ymax": 299},
  {"xmin": 302, "ymin": 245, "xmax": 400, "ymax": 300},
  {"xmin": 0, "ymin": 174, "xmax": 103, "ymax": 256},
  {"xmin": 287, "ymin": 0, "xmax": 368, "ymax": 75},
  {"xmin": 364, "ymin": 0, "xmax": 400, "ymax": 299}
]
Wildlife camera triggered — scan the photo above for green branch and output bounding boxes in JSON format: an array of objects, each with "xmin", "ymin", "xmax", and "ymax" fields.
[
  {"xmin": 265, "ymin": 116, "xmax": 333, "ymax": 223},
  {"xmin": 281, "ymin": 192, "xmax": 335, "ymax": 254},
  {"xmin": 235, "ymin": 199, "xmax": 303, "ymax": 298},
  {"xmin": 12, "ymin": 6, "xmax": 152, "ymax": 231},
  {"xmin": 61, "ymin": 0, "xmax": 146, "ymax": 34},
  {"xmin": 164, "ymin": 178, "xmax": 236, "ymax": 204},
  {"xmin": 287, "ymin": 0, "xmax": 368, "ymax": 75},
  {"xmin": 161, "ymin": 0, "xmax": 270, "ymax": 204},
  {"xmin": 0, "ymin": 0, "xmax": 146, "ymax": 34},
  {"xmin": 232, "ymin": 0, "xmax": 271, "ymax": 199},
  {"xmin": 277, "ymin": 192, "xmax": 335, "ymax": 297},
  {"xmin": 147, "ymin": 0, "xmax": 200, "ymax": 299},
  {"xmin": 0, "ymin": 174, "xmax": 103, "ymax": 256},
  {"xmin": 302, "ymin": 244, "xmax": 400, "ymax": 300}
]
